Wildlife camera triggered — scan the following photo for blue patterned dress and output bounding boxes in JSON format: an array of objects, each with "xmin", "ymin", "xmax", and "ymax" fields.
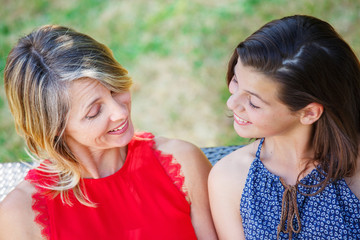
[{"xmin": 240, "ymin": 138, "xmax": 360, "ymax": 239}]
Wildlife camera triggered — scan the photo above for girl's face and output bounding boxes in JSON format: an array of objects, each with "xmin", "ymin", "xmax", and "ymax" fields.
[
  {"xmin": 227, "ymin": 58, "xmax": 300, "ymax": 139},
  {"xmin": 64, "ymin": 78, "xmax": 134, "ymax": 154}
]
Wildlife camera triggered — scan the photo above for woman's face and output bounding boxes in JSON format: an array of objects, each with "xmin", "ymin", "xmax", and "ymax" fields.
[
  {"xmin": 227, "ymin": 58, "xmax": 300, "ymax": 139},
  {"xmin": 64, "ymin": 78, "xmax": 134, "ymax": 153}
]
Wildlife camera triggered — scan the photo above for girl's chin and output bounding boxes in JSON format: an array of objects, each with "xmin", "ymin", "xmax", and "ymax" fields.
[{"xmin": 234, "ymin": 126, "xmax": 253, "ymax": 139}]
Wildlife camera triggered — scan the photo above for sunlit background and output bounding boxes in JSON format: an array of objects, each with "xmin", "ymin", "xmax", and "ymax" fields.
[{"xmin": 1, "ymin": 0, "xmax": 359, "ymax": 162}]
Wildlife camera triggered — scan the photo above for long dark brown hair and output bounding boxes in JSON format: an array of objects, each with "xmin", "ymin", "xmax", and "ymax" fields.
[{"xmin": 227, "ymin": 15, "xmax": 360, "ymax": 190}]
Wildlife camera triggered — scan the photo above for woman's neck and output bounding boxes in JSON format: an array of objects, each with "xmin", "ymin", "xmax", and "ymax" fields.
[{"xmin": 74, "ymin": 146, "xmax": 128, "ymax": 179}]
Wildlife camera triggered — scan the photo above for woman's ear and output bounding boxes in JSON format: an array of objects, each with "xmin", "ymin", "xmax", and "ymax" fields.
[{"xmin": 300, "ymin": 103, "xmax": 324, "ymax": 125}]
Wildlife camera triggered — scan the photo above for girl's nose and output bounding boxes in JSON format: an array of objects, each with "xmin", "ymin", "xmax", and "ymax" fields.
[{"xmin": 227, "ymin": 92, "xmax": 244, "ymax": 112}]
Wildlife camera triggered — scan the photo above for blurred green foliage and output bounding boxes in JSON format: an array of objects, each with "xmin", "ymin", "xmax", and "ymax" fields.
[{"xmin": 0, "ymin": 0, "xmax": 359, "ymax": 162}]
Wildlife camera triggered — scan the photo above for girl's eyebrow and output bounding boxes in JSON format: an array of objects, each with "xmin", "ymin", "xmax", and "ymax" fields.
[
  {"xmin": 233, "ymin": 70, "xmax": 270, "ymax": 105},
  {"xmin": 233, "ymin": 61, "xmax": 271, "ymax": 105},
  {"xmin": 244, "ymin": 90, "xmax": 270, "ymax": 105}
]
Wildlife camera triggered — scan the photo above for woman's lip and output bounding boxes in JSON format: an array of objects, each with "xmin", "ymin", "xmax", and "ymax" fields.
[
  {"xmin": 234, "ymin": 113, "xmax": 251, "ymax": 125},
  {"xmin": 108, "ymin": 120, "xmax": 129, "ymax": 135}
]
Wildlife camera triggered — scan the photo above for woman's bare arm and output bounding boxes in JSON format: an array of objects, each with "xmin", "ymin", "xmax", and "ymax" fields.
[
  {"xmin": 156, "ymin": 137, "xmax": 218, "ymax": 240},
  {"xmin": 0, "ymin": 181, "xmax": 43, "ymax": 240}
]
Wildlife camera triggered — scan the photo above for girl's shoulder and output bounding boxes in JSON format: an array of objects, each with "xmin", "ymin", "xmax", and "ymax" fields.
[
  {"xmin": 0, "ymin": 180, "xmax": 42, "ymax": 239},
  {"xmin": 210, "ymin": 140, "xmax": 260, "ymax": 184},
  {"xmin": 208, "ymin": 140, "xmax": 260, "ymax": 239},
  {"xmin": 208, "ymin": 139, "xmax": 261, "ymax": 208},
  {"xmin": 345, "ymin": 144, "xmax": 360, "ymax": 200}
]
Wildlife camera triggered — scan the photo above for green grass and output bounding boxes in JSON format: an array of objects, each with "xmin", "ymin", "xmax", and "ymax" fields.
[{"xmin": 1, "ymin": 0, "xmax": 359, "ymax": 162}]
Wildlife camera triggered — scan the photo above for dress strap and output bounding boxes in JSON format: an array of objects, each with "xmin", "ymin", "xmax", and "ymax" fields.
[{"xmin": 255, "ymin": 138, "xmax": 265, "ymax": 159}]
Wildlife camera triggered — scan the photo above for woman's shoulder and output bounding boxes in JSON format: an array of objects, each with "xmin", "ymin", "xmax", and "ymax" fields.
[
  {"xmin": 153, "ymin": 136, "xmax": 218, "ymax": 239},
  {"xmin": 0, "ymin": 180, "xmax": 35, "ymax": 216},
  {"xmin": 154, "ymin": 136, "xmax": 211, "ymax": 173},
  {"xmin": 153, "ymin": 136, "xmax": 212, "ymax": 199},
  {"xmin": 0, "ymin": 180, "xmax": 42, "ymax": 239},
  {"xmin": 154, "ymin": 135, "xmax": 197, "ymax": 151}
]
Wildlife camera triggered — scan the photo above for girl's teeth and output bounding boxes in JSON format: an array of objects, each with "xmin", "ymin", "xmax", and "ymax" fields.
[{"xmin": 235, "ymin": 114, "xmax": 249, "ymax": 123}]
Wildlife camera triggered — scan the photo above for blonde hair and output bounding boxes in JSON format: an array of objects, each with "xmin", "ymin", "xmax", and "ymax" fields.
[{"xmin": 4, "ymin": 25, "xmax": 132, "ymax": 206}]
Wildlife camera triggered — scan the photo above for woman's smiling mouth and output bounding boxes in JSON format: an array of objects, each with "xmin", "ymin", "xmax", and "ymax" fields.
[{"xmin": 108, "ymin": 119, "xmax": 129, "ymax": 134}]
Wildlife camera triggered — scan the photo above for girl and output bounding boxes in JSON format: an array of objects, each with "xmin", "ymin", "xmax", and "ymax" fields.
[{"xmin": 209, "ymin": 15, "xmax": 360, "ymax": 239}]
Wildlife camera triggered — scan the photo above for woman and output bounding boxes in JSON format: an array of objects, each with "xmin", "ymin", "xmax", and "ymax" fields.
[
  {"xmin": 209, "ymin": 15, "xmax": 360, "ymax": 239},
  {"xmin": 0, "ymin": 25, "xmax": 217, "ymax": 240}
]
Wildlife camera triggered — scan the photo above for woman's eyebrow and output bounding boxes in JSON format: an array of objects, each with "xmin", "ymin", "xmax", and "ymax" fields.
[{"xmin": 81, "ymin": 97, "xmax": 100, "ymax": 113}]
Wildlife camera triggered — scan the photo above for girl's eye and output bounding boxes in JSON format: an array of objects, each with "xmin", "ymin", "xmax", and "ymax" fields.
[
  {"xmin": 232, "ymin": 76, "xmax": 238, "ymax": 84},
  {"xmin": 229, "ymin": 76, "xmax": 239, "ymax": 94},
  {"xmin": 86, "ymin": 105, "xmax": 102, "ymax": 119},
  {"xmin": 248, "ymin": 96, "xmax": 260, "ymax": 109}
]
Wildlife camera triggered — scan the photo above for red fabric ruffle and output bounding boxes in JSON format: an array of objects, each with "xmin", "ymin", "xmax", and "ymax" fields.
[
  {"xmin": 136, "ymin": 132, "xmax": 190, "ymax": 203},
  {"xmin": 25, "ymin": 168, "xmax": 51, "ymax": 239}
]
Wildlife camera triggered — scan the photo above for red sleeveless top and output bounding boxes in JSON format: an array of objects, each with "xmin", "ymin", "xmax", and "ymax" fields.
[{"xmin": 25, "ymin": 132, "xmax": 197, "ymax": 240}]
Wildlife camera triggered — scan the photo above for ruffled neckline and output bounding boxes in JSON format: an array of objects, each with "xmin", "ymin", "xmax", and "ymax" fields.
[{"xmin": 25, "ymin": 132, "xmax": 190, "ymax": 239}]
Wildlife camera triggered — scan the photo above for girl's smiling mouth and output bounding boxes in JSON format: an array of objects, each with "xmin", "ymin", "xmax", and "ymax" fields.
[{"xmin": 234, "ymin": 113, "xmax": 251, "ymax": 125}]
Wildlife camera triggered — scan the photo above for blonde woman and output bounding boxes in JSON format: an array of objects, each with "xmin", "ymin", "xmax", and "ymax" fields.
[{"xmin": 0, "ymin": 25, "xmax": 217, "ymax": 240}]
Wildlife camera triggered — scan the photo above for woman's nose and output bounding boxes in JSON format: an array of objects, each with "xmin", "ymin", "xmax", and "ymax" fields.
[{"xmin": 109, "ymin": 99, "xmax": 128, "ymax": 122}]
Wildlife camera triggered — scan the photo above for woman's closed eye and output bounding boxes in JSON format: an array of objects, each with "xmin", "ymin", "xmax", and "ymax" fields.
[{"xmin": 86, "ymin": 104, "xmax": 102, "ymax": 119}]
